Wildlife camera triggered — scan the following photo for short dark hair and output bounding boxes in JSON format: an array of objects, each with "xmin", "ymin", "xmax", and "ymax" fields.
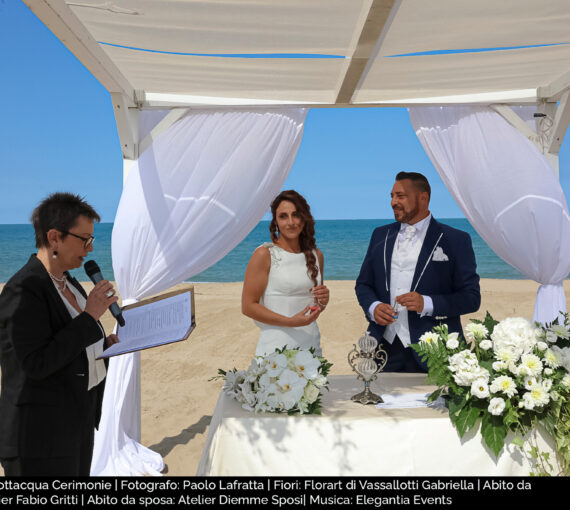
[
  {"xmin": 31, "ymin": 192, "xmax": 101, "ymax": 248},
  {"xmin": 396, "ymin": 171, "xmax": 431, "ymax": 198}
]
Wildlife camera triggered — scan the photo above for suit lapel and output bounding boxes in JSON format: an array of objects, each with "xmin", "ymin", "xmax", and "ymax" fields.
[
  {"xmin": 412, "ymin": 217, "xmax": 442, "ymax": 290},
  {"xmin": 384, "ymin": 223, "xmax": 399, "ymax": 292},
  {"xmin": 66, "ymin": 272, "xmax": 88, "ymax": 299}
]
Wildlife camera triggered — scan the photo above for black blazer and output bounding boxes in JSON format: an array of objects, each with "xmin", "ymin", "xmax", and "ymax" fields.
[{"xmin": 0, "ymin": 255, "xmax": 107, "ymax": 459}]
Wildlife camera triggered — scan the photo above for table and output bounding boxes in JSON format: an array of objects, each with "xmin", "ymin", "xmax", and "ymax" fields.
[{"xmin": 196, "ymin": 374, "xmax": 554, "ymax": 476}]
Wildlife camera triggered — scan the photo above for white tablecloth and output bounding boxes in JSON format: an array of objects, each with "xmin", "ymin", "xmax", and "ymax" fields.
[{"xmin": 196, "ymin": 374, "xmax": 554, "ymax": 476}]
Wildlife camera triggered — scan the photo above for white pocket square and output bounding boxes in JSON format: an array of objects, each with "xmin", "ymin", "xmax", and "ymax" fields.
[{"xmin": 432, "ymin": 246, "xmax": 449, "ymax": 262}]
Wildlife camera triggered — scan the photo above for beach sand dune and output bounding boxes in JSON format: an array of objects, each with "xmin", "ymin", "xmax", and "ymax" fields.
[{"xmin": 0, "ymin": 279, "xmax": 568, "ymax": 476}]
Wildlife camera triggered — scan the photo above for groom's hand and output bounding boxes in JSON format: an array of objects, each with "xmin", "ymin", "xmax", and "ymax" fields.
[
  {"xmin": 396, "ymin": 292, "xmax": 424, "ymax": 313},
  {"xmin": 373, "ymin": 303, "xmax": 396, "ymax": 325}
]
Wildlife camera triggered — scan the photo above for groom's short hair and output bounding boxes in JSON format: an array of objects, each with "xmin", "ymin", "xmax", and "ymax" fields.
[{"xmin": 396, "ymin": 171, "xmax": 431, "ymax": 199}]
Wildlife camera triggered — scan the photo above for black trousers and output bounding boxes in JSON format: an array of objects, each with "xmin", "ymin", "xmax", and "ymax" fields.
[
  {"xmin": 379, "ymin": 336, "xmax": 426, "ymax": 373},
  {"xmin": 0, "ymin": 399, "xmax": 96, "ymax": 477},
  {"xmin": 1, "ymin": 425, "xmax": 94, "ymax": 476}
]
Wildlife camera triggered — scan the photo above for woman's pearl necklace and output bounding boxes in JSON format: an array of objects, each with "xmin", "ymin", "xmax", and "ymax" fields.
[{"xmin": 48, "ymin": 272, "xmax": 67, "ymax": 292}]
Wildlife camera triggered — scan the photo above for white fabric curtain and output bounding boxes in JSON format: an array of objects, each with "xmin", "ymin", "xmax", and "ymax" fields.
[
  {"xmin": 409, "ymin": 106, "xmax": 570, "ymax": 324},
  {"xmin": 91, "ymin": 107, "xmax": 308, "ymax": 475}
]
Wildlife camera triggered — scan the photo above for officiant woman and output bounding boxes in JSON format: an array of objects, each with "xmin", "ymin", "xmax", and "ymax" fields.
[{"xmin": 0, "ymin": 192, "xmax": 118, "ymax": 476}]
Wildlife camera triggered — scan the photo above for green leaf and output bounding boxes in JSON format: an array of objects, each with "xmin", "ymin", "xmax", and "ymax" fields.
[
  {"xmin": 448, "ymin": 392, "xmax": 468, "ymax": 426},
  {"xmin": 482, "ymin": 311, "xmax": 499, "ymax": 335},
  {"xmin": 511, "ymin": 436, "xmax": 525, "ymax": 448},
  {"xmin": 482, "ymin": 413, "xmax": 507, "ymax": 457},
  {"xmin": 455, "ymin": 406, "xmax": 481, "ymax": 437},
  {"xmin": 427, "ymin": 388, "xmax": 443, "ymax": 402}
]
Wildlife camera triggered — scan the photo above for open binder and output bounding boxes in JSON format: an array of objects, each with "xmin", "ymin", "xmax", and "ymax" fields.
[{"xmin": 97, "ymin": 285, "xmax": 195, "ymax": 359}]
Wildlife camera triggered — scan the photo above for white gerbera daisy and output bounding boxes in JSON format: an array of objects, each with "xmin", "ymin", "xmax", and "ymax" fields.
[{"xmin": 490, "ymin": 375, "xmax": 517, "ymax": 398}]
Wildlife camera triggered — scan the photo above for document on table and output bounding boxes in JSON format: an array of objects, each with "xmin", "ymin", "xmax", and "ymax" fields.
[
  {"xmin": 98, "ymin": 290, "xmax": 194, "ymax": 358},
  {"xmin": 375, "ymin": 393, "xmax": 445, "ymax": 409}
]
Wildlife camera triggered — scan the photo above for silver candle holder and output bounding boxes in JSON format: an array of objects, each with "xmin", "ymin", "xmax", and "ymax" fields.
[{"xmin": 347, "ymin": 331, "xmax": 388, "ymax": 405}]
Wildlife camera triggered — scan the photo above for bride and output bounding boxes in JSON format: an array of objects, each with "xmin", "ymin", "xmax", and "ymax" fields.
[{"xmin": 242, "ymin": 190, "xmax": 330, "ymax": 356}]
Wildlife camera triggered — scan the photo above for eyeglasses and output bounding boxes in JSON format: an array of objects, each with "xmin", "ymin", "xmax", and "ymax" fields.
[{"xmin": 62, "ymin": 231, "xmax": 95, "ymax": 248}]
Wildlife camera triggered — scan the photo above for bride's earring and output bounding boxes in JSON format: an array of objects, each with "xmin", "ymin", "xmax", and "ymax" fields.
[{"xmin": 52, "ymin": 249, "xmax": 58, "ymax": 259}]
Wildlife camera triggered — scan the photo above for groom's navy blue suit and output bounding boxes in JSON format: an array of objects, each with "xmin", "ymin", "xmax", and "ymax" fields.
[{"xmin": 355, "ymin": 217, "xmax": 481, "ymax": 371}]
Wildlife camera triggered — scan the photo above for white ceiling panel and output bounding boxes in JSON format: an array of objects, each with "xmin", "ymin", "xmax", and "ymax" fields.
[
  {"xmin": 380, "ymin": 0, "xmax": 570, "ymax": 56},
  {"xmin": 355, "ymin": 44, "xmax": 570, "ymax": 104},
  {"xmin": 24, "ymin": 0, "xmax": 570, "ymax": 106},
  {"xmin": 102, "ymin": 45, "xmax": 347, "ymax": 103},
  {"xmin": 67, "ymin": 0, "xmax": 372, "ymax": 55}
]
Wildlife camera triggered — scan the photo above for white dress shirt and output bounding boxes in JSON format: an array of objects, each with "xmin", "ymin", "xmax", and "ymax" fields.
[{"xmin": 53, "ymin": 281, "xmax": 107, "ymax": 390}]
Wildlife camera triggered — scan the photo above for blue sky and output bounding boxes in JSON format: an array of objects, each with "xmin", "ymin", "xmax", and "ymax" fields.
[{"xmin": 1, "ymin": 1, "xmax": 569, "ymax": 224}]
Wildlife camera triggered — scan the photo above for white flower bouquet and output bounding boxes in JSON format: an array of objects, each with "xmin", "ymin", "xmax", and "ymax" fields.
[
  {"xmin": 215, "ymin": 347, "xmax": 332, "ymax": 415},
  {"xmin": 411, "ymin": 312, "xmax": 570, "ymax": 475}
]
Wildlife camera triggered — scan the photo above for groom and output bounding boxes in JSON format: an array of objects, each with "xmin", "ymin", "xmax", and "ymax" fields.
[{"xmin": 355, "ymin": 172, "xmax": 481, "ymax": 372}]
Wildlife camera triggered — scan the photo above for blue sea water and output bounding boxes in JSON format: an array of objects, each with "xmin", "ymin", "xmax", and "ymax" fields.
[{"xmin": 0, "ymin": 219, "xmax": 524, "ymax": 283}]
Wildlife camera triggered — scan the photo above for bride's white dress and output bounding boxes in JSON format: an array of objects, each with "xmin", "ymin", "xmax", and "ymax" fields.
[{"xmin": 255, "ymin": 243, "xmax": 321, "ymax": 356}]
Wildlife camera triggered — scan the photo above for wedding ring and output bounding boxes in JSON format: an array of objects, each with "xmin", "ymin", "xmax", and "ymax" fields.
[{"xmin": 106, "ymin": 290, "xmax": 115, "ymax": 298}]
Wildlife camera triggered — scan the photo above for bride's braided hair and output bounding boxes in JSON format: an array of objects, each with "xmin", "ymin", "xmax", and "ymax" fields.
[{"xmin": 269, "ymin": 190, "xmax": 319, "ymax": 286}]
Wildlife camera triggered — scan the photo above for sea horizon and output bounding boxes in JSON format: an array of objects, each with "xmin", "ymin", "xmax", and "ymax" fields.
[{"xmin": 0, "ymin": 219, "xmax": 528, "ymax": 283}]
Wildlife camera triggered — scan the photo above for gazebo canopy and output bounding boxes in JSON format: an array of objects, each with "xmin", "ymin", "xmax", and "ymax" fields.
[{"xmin": 24, "ymin": 0, "xmax": 570, "ymax": 108}]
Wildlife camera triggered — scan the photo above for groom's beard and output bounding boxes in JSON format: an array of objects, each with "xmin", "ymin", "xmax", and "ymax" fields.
[{"xmin": 393, "ymin": 204, "xmax": 419, "ymax": 224}]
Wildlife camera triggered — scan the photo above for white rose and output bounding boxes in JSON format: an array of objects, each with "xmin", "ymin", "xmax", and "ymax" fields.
[
  {"xmin": 488, "ymin": 397, "xmax": 506, "ymax": 416},
  {"xmin": 491, "ymin": 317, "xmax": 539, "ymax": 362},
  {"xmin": 447, "ymin": 332, "xmax": 460, "ymax": 343},
  {"xmin": 471, "ymin": 379, "xmax": 490, "ymax": 399},
  {"xmin": 522, "ymin": 392, "xmax": 536, "ymax": 410},
  {"xmin": 546, "ymin": 331, "xmax": 558, "ymax": 343},
  {"xmin": 479, "ymin": 340, "xmax": 493, "ymax": 351},
  {"xmin": 303, "ymin": 383, "xmax": 320, "ymax": 404},
  {"xmin": 537, "ymin": 341, "xmax": 548, "ymax": 352},
  {"xmin": 446, "ymin": 337, "xmax": 460, "ymax": 349},
  {"xmin": 492, "ymin": 360, "xmax": 507, "ymax": 371},
  {"xmin": 312, "ymin": 374, "xmax": 328, "ymax": 388}
]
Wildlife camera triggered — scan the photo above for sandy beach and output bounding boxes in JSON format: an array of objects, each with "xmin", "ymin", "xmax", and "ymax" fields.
[{"xmin": 0, "ymin": 278, "xmax": 569, "ymax": 476}]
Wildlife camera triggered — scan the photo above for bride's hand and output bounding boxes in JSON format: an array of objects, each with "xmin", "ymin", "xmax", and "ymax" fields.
[
  {"xmin": 311, "ymin": 285, "xmax": 330, "ymax": 310},
  {"xmin": 288, "ymin": 306, "xmax": 321, "ymax": 327}
]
